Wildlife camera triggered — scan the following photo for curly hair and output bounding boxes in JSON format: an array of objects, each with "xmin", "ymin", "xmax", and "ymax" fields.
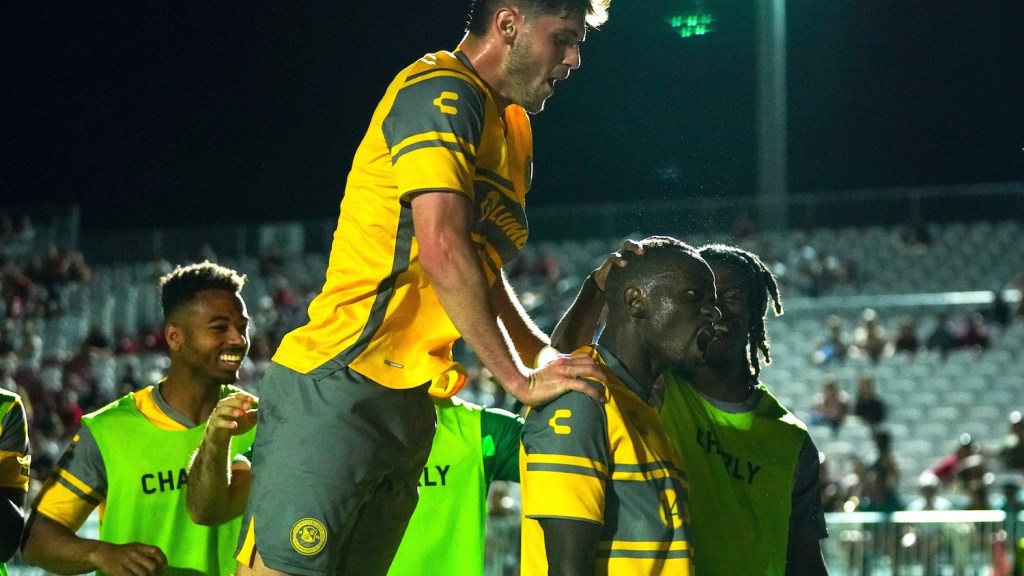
[
  {"xmin": 699, "ymin": 244, "xmax": 783, "ymax": 376},
  {"xmin": 160, "ymin": 261, "xmax": 246, "ymax": 323}
]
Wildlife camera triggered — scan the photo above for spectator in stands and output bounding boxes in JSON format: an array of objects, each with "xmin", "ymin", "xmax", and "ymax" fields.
[
  {"xmin": 899, "ymin": 217, "xmax": 932, "ymax": 251},
  {"xmin": 891, "ymin": 316, "xmax": 921, "ymax": 356},
  {"xmin": 17, "ymin": 318, "xmax": 43, "ymax": 370},
  {"xmin": 930, "ymin": 433, "xmax": 980, "ymax": 490},
  {"xmin": 868, "ymin": 430, "xmax": 901, "ymax": 498},
  {"xmin": 906, "ymin": 472, "xmax": 952, "ymax": 512},
  {"xmin": 117, "ymin": 363, "xmax": 143, "ymax": 397},
  {"xmin": 998, "ymin": 410, "xmax": 1024, "ymax": 473},
  {"xmin": 955, "ymin": 312, "xmax": 991, "ymax": 352},
  {"xmin": 0, "ymin": 365, "xmax": 15, "ymax": 394},
  {"xmin": 858, "ymin": 466, "xmax": 902, "ymax": 513},
  {"xmin": 852, "ymin": 308, "xmax": 890, "ymax": 363},
  {"xmin": 510, "ymin": 245, "xmax": 561, "ymax": 286},
  {"xmin": 819, "ymin": 453, "xmax": 845, "ymax": 513},
  {"xmin": 964, "ymin": 470, "xmax": 993, "ymax": 510},
  {"xmin": 814, "ymin": 315, "xmax": 850, "ymax": 364},
  {"xmin": 904, "ymin": 472, "xmax": 952, "ymax": 575},
  {"xmin": 925, "ymin": 312, "xmax": 957, "ymax": 359},
  {"xmin": 842, "ymin": 457, "xmax": 868, "ymax": 508},
  {"xmin": 997, "ymin": 478, "xmax": 1023, "ymax": 546},
  {"xmin": 811, "ymin": 376, "xmax": 850, "ymax": 434},
  {"xmin": 0, "ymin": 320, "xmax": 17, "ymax": 357},
  {"xmin": 853, "ymin": 373, "xmax": 887, "ymax": 429},
  {"xmin": 983, "ymin": 289, "xmax": 1012, "ymax": 331}
]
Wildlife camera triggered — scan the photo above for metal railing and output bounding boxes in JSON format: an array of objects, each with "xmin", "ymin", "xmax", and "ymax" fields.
[
  {"xmin": 7, "ymin": 510, "xmax": 1022, "ymax": 575},
  {"xmin": 822, "ymin": 510, "xmax": 1022, "ymax": 576}
]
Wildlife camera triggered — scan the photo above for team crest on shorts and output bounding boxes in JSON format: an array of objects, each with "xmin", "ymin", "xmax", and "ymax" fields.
[{"xmin": 291, "ymin": 518, "xmax": 327, "ymax": 556}]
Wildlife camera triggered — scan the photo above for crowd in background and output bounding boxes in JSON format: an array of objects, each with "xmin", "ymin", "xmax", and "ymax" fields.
[{"xmin": 3, "ymin": 209, "xmax": 1024, "ymax": 572}]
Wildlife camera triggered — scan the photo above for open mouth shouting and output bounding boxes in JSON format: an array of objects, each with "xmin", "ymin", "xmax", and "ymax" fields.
[{"xmin": 695, "ymin": 324, "xmax": 718, "ymax": 362}]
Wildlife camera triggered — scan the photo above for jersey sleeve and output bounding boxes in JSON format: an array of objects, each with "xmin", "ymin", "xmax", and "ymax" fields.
[
  {"xmin": 382, "ymin": 71, "xmax": 485, "ymax": 202},
  {"xmin": 521, "ymin": 392, "xmax": 609, "ymax": 525},
  {"xmin": 32, "ymin": 425, "xmax": 107, "ymax": 530},
  {"xmin": 0, "ymin": 395, "xmax": 31, "ymax": 492},
  {"xmin": 480, "ymin": 406, "xmax": 524, "ymax": 484},
  {"xmin": 789, "ymin": 434, "xmax": 829, "ymax": 542}
]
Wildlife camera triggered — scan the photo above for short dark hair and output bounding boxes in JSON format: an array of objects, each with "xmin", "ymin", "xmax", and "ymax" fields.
[
  {"xmin": 698, "ymin": 244, "xmax": 782, "ymax": 376},
  {"xmin": 605, "ymin": 236, "xmax": 702, "ymax": 307},
  {"xmin": 466, "ymin": 0, "xmax": 610, "ymax": 37},
  {"xmin": 160, "ymin": 261, "xmax": 246, "ymax": 323}
]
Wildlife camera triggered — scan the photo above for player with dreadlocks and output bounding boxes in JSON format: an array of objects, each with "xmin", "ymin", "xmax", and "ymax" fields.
[{"xmin": 553, "ymin": 241, "xmax": 829, "ymax": 575}]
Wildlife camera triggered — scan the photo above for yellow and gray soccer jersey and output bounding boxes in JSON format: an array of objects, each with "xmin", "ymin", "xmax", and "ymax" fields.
[
  {"xmin": 520, "ymin": 345, "xmax": 694, "ymax": 576},
  {"xmin": 274, "ymin": 49, "xmax": 533, "ymax": 392},
  {"xmin": 0, "ymin": 389, "xmax": 30, "ymax": 494}
]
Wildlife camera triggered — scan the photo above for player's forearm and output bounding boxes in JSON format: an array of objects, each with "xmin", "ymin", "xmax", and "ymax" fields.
[
  {"xmin": 551, "ymin": 274, "xmax": 605, "ymax": 352},
  {"xmin": 420, "ymin": 240, "xmax": 529, "ymax": 397},
  {"xmin": 492, "ymin": 272, "xmax": 549, "ymax": 364},
  {"xmin": 22, "ymin": 514, "xmax": 105, "ymax": 573},
  {"xmin": 186, "ymin": 434, "xmax": 235, "ymax": 525}
]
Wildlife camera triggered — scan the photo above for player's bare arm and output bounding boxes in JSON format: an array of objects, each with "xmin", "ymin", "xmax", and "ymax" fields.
[
  {"xmin": 539, "ymin": 518, "xmax": 602, "ymax": 576},
  {"xmin": 550, "ymin": 240, "xmax": 643, "ymax": 352},
  {"xmin": 186, "ymin": 392, "xmax": 256, "ymax": 526},
  {"xmin": 23, "ymin": 514, "xmax": 168, "ymax": 576},
  {"xmin": 412, "ymin": 191, "xmax": 606, "ymax": 405},
  {"xmin": 491, "ymin": 270, "xmax": 549, "ymax": 364}
]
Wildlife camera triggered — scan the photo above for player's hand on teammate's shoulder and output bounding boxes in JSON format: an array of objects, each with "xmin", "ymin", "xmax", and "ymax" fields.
[
  {"xmin": 92, "ymin": 541, "xmax": 167, "ymax": 576},
  {"xmin": 205, "ymin": 392, "xmax": 258, "ymax": 443},
  {"xmin": 521, "ymin": 353, "xmax": 610, "ymax": 406}
]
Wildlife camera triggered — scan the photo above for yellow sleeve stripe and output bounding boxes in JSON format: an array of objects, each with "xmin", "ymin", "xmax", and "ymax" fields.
[
  {"xmin": 601, "ymin": 540, "xmax": 691, "ymax": 552},
  {"xmin": 390, "ymin": 131, "xmax": 477, "ymax": 161},
  {"xmin": 402, "ymin": 67, "xmax": 482, "ymax": 92},
  {"xmin": 522, "ymin": 471, "xmax": 605, "ymax": 523},
  {"xmin": 525, "ymin": 453, "xmax": 608, "ymax": 477},
  {"xmin": 610, "ymin": 468, "xmax": 679, "ymax": 482},
  {"xmin": 32, "ymin": 478, "xmax": 97, "ymax": 531},
  {"xmin": 53, "ymin": 466, "xmax": 104, "ymax": 504}
]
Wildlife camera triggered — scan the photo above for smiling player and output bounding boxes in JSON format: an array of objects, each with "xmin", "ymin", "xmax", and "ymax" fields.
[{"xmin": 22, "ymin": 261, "xmax": 256, "ymax": 576}]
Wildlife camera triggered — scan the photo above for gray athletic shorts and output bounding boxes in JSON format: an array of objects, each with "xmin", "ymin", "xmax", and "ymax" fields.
[{"xmin": 236, "ymin": 360, "xmax": 435, "ymax": 575}]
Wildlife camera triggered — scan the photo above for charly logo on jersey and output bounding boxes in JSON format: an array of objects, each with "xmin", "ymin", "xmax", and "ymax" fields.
[
  {"xmin": 695, "ymin": 428, "xmax": 763, "ymax": 485},
  {"xmin": 548, "ymin": 409, "xmax": 572, "ymax": 435},
  {"xmin": 291, "ymin": 518, "xmax": 327, "ymax": 556},
  {"xmin": 140, "ymin": 468, "xmax": 188, "ymax": 494},
  {"xmin": 432, "ymin": 91, "xmax": 459, "ymax": 115}
]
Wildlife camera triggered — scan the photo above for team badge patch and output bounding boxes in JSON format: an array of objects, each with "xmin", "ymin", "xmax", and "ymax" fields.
[{"xmin": 291, "ymin": 518, "xmax": 327, "ymax": 556}]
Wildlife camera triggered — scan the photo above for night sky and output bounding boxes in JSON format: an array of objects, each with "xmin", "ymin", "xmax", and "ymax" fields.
[{"xmin": 4, "ymin": 0, "xmax": 1023, "ymax": 231}]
